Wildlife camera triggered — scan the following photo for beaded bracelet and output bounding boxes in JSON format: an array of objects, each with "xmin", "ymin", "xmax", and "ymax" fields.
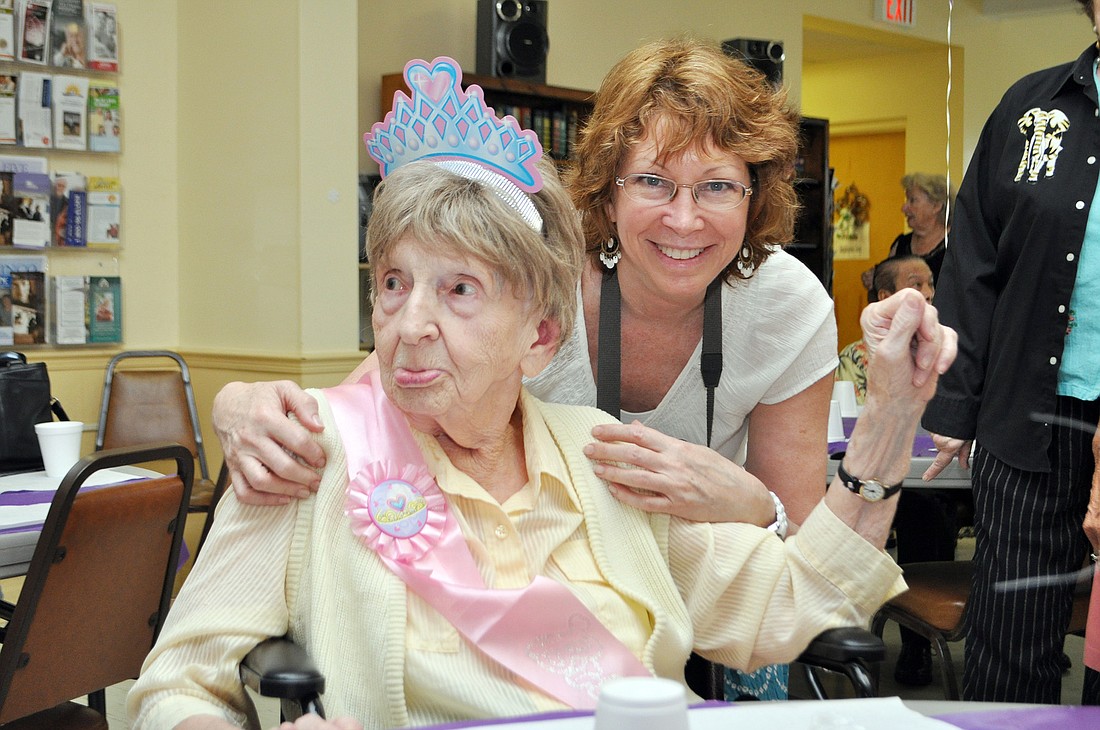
[{"xmin": 766, "ymin": 491, "xmax": 788, "ymax": 540}]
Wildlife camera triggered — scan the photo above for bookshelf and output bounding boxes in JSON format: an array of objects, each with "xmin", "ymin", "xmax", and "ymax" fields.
[
  {"xmin": 360, "ymin": 71, "xmax": 595, "ymax": 350},
  {"xmin": 788, "ymin": 116, "xmax": 833, "ymax": 294},
  {"xmin": 0, "ymin": 4, "xmax": 122, "ymax": 350}
]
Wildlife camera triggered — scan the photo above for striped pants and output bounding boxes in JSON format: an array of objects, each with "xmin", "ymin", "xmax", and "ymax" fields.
[{"xmin": 963, "ymin": 396, "xmax": 1100, "ymax": 703}]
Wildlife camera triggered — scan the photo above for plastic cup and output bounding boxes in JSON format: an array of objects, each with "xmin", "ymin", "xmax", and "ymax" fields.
[
  {"xmin": 594, "ymin": 677, "xmax": 689, "ymax": 730},
  {"xmin": 828, "ymin": 400, "xmax": 846, "ymax": 442},
  {"xmin": 832, "ymin": 380, "xmax": 859, "ymax": 418},
  {"xmin": 34, "ymin": 421, "xmax": 84, "ymax": 478}
]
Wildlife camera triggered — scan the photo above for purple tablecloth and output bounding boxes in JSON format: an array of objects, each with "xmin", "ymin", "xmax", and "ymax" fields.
[
  {"xmin": 935, "ymin": 705, "xmax": 1100, "ymax": 729},
  {"xmin": 0, "ymin": 476, "xmax": 190, "ymax": 566},
  {"xmin": 828, "ymin": 417, "xmax": 938, "ymax": 458}
]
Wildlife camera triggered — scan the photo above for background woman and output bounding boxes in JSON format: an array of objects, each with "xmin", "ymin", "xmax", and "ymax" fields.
[{"xmin": 861, "ymin": 173, "xmax": 955, "ymax": 298}]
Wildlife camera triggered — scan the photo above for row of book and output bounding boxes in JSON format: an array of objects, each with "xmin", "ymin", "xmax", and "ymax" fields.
[
  {"xmin": 0, "ymin": 155, "xmax": 119, "ymax": 248},
  {"xmin": 1, "ymin": 0, "xmax": 118, "ymax": 72},
  {"xmin": 494, "ymin": 104, "xmax": 581, "ymax": 160},
  {"xmin": 0, "ymin": 255, "xmax": 121, "ymax": 345},
  {"xmin": 0, "ymin": 71, "xmax": 119, "ymax": 151}
]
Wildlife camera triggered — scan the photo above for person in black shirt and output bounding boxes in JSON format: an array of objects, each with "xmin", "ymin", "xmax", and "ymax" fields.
[{"xmin": 923, "ymin": 0, "xmax": 1100, "ymax": 704}]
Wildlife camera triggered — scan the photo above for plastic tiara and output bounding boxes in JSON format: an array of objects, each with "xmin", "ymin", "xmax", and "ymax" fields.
[{"xmin": 364, "ymin": 57, "xmax": 545, "ymax": 230}]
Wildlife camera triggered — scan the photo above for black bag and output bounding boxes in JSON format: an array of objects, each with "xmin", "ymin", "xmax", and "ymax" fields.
[{"xmin": 0, "ymin": 351, "xmax": 69, "ymax": 473}]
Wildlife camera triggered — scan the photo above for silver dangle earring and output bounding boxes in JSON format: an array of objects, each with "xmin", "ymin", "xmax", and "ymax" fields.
[
  {"xmin": 735, "ymin": 245, "xmax": 755, "ymax": 276},
  {"xmin": 600, "ymin": 236, "xmax": 622, "ymax": 270}
]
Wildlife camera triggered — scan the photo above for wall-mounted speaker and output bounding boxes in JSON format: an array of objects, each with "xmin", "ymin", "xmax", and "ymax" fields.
[
  {"xmin": 721, "ymin": 38, "xmax": 784, "ymax": 87},
  {"xmin": 476, "ymin": 0, "xmax": 549, "ymax": 84}
]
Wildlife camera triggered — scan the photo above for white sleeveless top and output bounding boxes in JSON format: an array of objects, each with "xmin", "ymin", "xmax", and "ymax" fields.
[{"xmin": 525, "ymin": 249, "xmax": 838, "ymax": 464}]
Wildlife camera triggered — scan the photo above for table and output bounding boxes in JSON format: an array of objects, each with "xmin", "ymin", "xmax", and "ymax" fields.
[
  {"xmin": 401, "ymin": 697, "xmax": 1100, "ymax": 730},
  {"xmin": 0, "ymin": 465, "xmax": 157, "ymax": 578},
  {"xmin": 828, "ymin": 420, "xmax": 973, "ymax": 490}
]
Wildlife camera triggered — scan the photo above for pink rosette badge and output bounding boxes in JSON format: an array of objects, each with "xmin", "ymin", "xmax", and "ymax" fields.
[{"xmin": 346, "ymin": 460, "xmax": 446, "ymax": 563}]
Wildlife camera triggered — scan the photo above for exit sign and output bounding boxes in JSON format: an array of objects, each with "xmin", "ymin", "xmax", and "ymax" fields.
[{"xmin": 876, "ymin": 0, "xmax": 916, "ymax": 27}]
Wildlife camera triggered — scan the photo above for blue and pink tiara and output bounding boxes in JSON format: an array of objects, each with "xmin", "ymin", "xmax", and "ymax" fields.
[{"xmin": 365, "ymin": 57, "xmax": 545, "ymax": 229}]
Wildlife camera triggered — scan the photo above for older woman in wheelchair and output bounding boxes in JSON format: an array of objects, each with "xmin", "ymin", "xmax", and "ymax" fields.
[{"xmin": 128, "ymin": 58, "xmax": 955, "ymax": 730}]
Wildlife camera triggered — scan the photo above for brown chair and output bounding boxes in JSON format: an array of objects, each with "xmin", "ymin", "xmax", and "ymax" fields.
[
  {"xmin": 870, "ymin": 560, "xmax": 1093, "ymax": 700},
  {"xmin": 95, "ymin": 350, "xmax": 215, "ymax": 512},
  {"xmin": 0, "ymin": 442, "xmax": 194, "ymax": 729}
]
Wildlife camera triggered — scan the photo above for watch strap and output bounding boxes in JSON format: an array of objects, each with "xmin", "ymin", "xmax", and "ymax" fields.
[{"xmin": 836, "ymin": 461, "xmax": 903, "ymax": 501}]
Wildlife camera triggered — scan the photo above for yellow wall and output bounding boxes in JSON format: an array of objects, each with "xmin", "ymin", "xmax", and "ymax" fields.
[{"xmin": 24, "ymin": 0, "xmax": 1099, "ymax": 477}]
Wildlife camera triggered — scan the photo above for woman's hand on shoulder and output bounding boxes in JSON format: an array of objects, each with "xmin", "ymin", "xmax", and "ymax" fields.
[
  {"xmin": 583, "ymin": 420, "xmax": 775, "ymax": 525},
  {"xmin": 213, "ymin": 380, "xmax": 326, "ymax": 505}
]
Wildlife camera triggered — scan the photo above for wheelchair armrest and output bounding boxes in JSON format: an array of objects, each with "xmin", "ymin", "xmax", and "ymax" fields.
[
  {"xmin": 796, "ymin": 626, "xmax": 886, "ymax": 700},
  {"xmin": 797, "ymin": 626, "xmax": 886, "ymax": 666},
  {"xmin": 240, "ymin": 637, "xmax": 326, "ymax": 719}
]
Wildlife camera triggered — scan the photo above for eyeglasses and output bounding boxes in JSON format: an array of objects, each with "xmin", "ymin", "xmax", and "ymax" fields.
[{"xmin": 614, "ymin": 173, "xmax": 753, "ymax": 211}]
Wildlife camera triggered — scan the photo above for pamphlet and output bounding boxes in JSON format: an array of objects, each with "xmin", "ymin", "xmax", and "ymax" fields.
[
  {"xmin": 52, "ymin": 73, "xmax": 88, "ymax": 150},
  {"xmin": 17, "ymin": 70, "xmax": 52, "ymax": 147}
]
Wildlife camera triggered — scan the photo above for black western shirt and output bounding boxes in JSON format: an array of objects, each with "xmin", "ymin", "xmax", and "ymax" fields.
[{"xmin": 922, "ymin": 44, "xmax": 1100, "ymax": 473}]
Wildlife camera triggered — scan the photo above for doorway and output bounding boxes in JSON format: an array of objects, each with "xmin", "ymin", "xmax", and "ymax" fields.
[{"xmin": 829, "ymin": 131, "xmax": 906, "ymax": 350}]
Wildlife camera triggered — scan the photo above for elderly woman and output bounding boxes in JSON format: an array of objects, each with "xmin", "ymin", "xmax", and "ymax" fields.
[
  {"xmin": 213, "ymin": 37, "xmax": 896, "ymax": 701},
  {"xmin": 861, "ymin": 173, "xmax": 955, "ymax": 297},
  {"xmin": 129, "ymin": 58, "xmax": 954, "ymax": 730}
]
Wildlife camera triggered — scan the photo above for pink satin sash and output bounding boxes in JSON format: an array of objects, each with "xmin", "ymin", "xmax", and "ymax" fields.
[
  {"xmin": 1086, "ymin": 562, "xmax": 1100, "ymax": 672},
  {"xmin": 324, "ymin": 372, "xmax": 650, "ymax": 708}
]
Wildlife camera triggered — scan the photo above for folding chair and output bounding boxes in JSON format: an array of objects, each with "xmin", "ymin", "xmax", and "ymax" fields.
[
  {"xmin": 0, "ymin": 443, "xmax": 194, "ymax": 729},
  {"xmin": 96, "ymin": 350, "xmax": 215, "ymax": 512},
  {"xmin": 870, "ymin": 560, "xmax": 1092, "ymax": 700}
]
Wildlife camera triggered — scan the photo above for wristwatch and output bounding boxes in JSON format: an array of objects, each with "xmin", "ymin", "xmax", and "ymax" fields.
[{"xmin": 836, "ymin": 461, "xmax": 903, "ymax": 502}]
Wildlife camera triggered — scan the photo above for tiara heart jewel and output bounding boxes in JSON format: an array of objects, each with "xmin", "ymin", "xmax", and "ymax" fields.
[{"xmin": 365, "ymin": 56, "xmax": 544, "ymax": 193}]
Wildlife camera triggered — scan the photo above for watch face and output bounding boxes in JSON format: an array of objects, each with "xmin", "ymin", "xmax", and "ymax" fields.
[{"xmin": 860, "ymin": 480, "xmax": 885, "ymax": 501}]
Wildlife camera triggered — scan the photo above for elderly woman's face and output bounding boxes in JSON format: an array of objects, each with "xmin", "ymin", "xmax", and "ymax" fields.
[
  {"xmin": 372, "ymin": 235, "xmax": 547, "ymax": 434},
  {"xmin": 901, "ymin": 188, "xmax": 943, "ymax": 233},
  {"xmin": 608, "ymin": 131, "xmax": 751, "ymax": 303}
]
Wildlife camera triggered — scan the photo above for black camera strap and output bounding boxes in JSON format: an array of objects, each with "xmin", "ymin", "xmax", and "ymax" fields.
[{"xmin": 596, "ymin": 270, "xmax": 723, "ymax": 446}]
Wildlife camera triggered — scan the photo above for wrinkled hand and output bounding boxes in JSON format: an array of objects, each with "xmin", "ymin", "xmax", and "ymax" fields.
[
  {"xmin": 922, "ymin": 434, "xmax": 972, "ymax": 481},
  {"xmin": 582, "ymin": 420, "xmax": 775, "ymax": 525},
  {"xmin": 275, "ymin": 715, "xmax": 363, "ymax": 730},
  {"xmin": 861, "ymin": 288, "xmax": 956, "ymax": 396},
  {"xmin": 1086, "ymin": 417, "xmax": 1100, "ymax": 552},
  {"xmin": 213, "ymin": 381, "xmax": 326, "ymax": 505}
]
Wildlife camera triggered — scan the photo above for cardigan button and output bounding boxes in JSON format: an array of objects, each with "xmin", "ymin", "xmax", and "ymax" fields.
[
  {"xmin": 1059, "ymin": 304, "xmax": 1067, "ymax": 313},
  {"xmin": 1050, "ymin": 356, "xmax": 1059, "ymax": 366},
  {"xmin": 1068, "ymin": 252, "xmax": 1076, "ymax": 262},
  {"xmin": 1076, "ymin": 201, "xmax": 1086, "ymax": 210}
]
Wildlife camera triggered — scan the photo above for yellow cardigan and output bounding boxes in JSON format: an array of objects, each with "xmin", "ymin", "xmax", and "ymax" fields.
[{"xmin": 128, "ymin": 389, "xmax": 905, "ymax": 729}]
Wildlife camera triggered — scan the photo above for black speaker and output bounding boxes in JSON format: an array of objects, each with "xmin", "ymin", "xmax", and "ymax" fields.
[
  {"xmin": 476, "ymin": 0, "xmax": 549, "ymax": 84},
  {"xmin": 722, "ymin": 38, "xmax": 784, "ymax": 87}
]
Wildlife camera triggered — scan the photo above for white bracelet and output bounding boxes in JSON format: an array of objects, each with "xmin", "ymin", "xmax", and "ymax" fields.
[{"xmin": 766, "ymin": 490, "xmax": 788, "ymax": 540}]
